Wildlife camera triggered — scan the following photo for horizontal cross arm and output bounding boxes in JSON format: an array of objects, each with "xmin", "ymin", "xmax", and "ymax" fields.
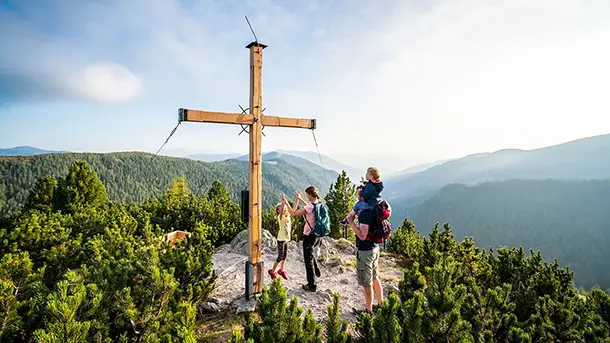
[
  {"xmin": 178, "ymin": 108, "xmax": 254, "ymax": 125},
  {"xmin": 261, "ymin": 116, "xmax": 316, "ymax": 130}
]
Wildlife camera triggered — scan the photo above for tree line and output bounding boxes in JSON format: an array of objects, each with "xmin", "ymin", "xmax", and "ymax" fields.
[
  {"xmin": 0, "ymin": 160, "xmax": 353, "ymax": 342},
  {"xmin": 406, "ymin": 179, "xmax": 610, "ymax": 289},
  {"xmin": 2, "ymin": 160, "xmax": 609, "ymax": 342},
  {"xmin": 0, "ymin": 152, "xmax": 335, "ymax": 216}
]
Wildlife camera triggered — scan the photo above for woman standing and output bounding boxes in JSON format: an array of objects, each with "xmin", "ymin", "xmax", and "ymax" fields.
[{"xmin": 282, "ymin": 186, "xmax": 321, "ymax": 292}]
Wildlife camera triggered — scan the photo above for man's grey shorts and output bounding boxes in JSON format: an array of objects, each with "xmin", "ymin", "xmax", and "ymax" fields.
[{"xmin": 356, "ymin": 246, "xmax": 380, "ymax": 286}]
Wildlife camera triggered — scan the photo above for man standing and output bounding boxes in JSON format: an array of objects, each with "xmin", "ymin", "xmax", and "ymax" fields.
[{"xmin": 347, "ymin": 187, "xmax": 384, "ymax": 315}]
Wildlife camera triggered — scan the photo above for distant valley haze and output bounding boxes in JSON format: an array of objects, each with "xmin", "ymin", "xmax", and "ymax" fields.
[{"xmin": 3, "ymin": 132, "xmax": 610, "ymax": 182}]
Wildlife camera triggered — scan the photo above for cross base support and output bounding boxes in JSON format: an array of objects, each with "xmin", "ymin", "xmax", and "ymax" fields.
[{"xmin": 245, "ymin": 260, "xmax": 264, "ymax": 299}]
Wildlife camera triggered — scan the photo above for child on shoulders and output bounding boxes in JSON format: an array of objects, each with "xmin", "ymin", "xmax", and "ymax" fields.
[{"xmin": 341, "ymin": 167, "xmax": 384, "ymax": 225}]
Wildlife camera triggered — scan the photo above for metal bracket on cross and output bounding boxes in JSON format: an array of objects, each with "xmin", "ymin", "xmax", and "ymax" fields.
[
  {"xmin": 237, "ymin": 105, "xmax": 267, "ymax": 137},
  {"xmin": 237, "ymin": 105, "xmax": 250, "ymax": 136}
]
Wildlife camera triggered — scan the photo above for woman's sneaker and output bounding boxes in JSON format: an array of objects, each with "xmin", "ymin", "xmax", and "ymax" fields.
[
  {"xmin": 268, "ymin": 269, "xmax": 277, "ymax": 280},
  {"xmin": 302, "ymin": 284, "xmax": 316, "ymax": 292},
  {"xmin": 277, "ymin": 270, "xmax": 288, "ymax": 280}
]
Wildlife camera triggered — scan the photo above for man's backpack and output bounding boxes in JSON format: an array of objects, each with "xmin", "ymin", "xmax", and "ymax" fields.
[
  {"xmin": 366, "ymin": 200, "xmax": 392, "ymax": 244},
  {"xmin": 307, "ymin": 202, "xmax": 331, "ymax": 237}
]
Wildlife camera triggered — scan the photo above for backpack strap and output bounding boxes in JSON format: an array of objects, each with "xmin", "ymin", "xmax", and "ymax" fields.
[{"xmin": 305, "ymin": 202, "xmax": 318, "ymax": 232}]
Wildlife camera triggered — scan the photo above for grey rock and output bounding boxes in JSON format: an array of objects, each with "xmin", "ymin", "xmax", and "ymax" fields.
[
  {"xmin": 334, "ymin": 238, "xmax": 357, "ymax": 254},
  {"xmin": 233, "ymin": 298, "xmax": 257, "ymax": 314},
  {"xmin": 199, "ymin": 302, "xmax": 220, "ymax": 313},
  {"xmin": 324, "ymin": 288, "xmax": 335, "ymax": 302},
  {"xmin": 229, "ymin": 229, "xmax": 277, "ymax": 255},
  {"xmin": 208, "ymin": 297, "xmax": 223, "ymax": 305},
  {"xmin": 385, "ymin": 282, "xmax": 400, "ymax": 295},
  {"xmin": 326, "ymin": 256, "xmax": 344, "ymax": 268},
  {"xmin": 341, "ymin": 278, "xmax": 350, "ymax": 285}
]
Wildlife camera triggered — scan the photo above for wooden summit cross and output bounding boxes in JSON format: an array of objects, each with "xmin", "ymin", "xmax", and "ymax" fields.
[{"xmin": 178, "ymin": 41, "xmax": 316, "ymax": 298}]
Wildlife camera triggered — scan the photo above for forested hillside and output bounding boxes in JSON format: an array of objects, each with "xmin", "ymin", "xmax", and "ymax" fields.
[
  {"xmin": 3, "ymin": 160, "xmax": 610, "ymax": 342},
  {"xmin": 0, "ymin": 160, "xmax": 244, "ymax": 342},
  {"xmin": 406, "ymin": 179, "xmax": 610, "ymax": 289},
  {"xmin": 0, "ymin": 152, "xmax": 337, "ymax": 216},
  {"xmin": 275, "ymin": 149, "xmax": 362, "ymax": 182},
  {"xmin": 233, "ymin": 221, "xmax": 610, "ymax": 342},
  {"xmin": 384, "ymin": 133, "xmax": 610, "ymax": 207}
]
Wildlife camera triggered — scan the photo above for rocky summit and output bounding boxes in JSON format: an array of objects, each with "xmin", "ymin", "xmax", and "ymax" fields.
[{"xmin": 203, "ymin": 229, "xmax": 402, "ymax": 322}]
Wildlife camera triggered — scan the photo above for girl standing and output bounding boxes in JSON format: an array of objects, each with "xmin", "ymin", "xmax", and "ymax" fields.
[{"xmin": 268, "ymin": 201, "xmax": 291, "ymax": 280}]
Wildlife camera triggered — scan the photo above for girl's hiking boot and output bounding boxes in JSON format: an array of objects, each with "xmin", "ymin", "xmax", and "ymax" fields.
[
  {"xmin": 268, "ymin": 269, "xmax": 277, "ymax": 280},
  {"xmin": 277, "ymin": 270, "xmax": 288, "ymax": 280}
]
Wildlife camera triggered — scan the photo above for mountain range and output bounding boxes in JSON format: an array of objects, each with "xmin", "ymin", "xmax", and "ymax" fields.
[
  {"xmin": 0, "ymin": 146, "xmax": 67, "ymax": 156},
  {"xmin": 385, "ymin": 133, "xmax": 610, "ymax": 216},
  {"xmin": 406, "ymin": 178, "xmax": 610, "ymax": 289},
  {"xmin": 186, "ymin": 149, "xmax": 364, "ymax": 182},
  {"xmin": 0, "ymin": 152, "xmax": 338, "ymax": 216},
  {"xmin": 3, "ymin": 146, "xmax": 437, "ymax": 185},
  {"xmin": 185, "ymin": 153, "xmax": 242, "ymax": 162},
  {"xmin": 4, "ymin": 133, "xmax": 610, "ymax": 289},
  {"xmin": 386, "ymin": 159, "xmax": 449, "ymax": 179}
]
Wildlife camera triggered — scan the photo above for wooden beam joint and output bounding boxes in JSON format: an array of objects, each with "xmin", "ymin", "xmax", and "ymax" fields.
[
  {"xmin": 260, "ymin": 116, "xmax": 316, "ymax": 129},
  {"xmin": 178, "ymin": 108, "xmax": 255, "ymax": 126}
]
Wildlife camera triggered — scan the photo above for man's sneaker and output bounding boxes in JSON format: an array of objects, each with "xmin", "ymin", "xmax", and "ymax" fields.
[
  {"xmin": 277, "ymin": 270, "xmax": 288, "ymax": 280},
  {"xmin": 268, "ymin": 269, "xmax": 277, "ymax": 280},
  {"xmin": 302, "ymin": 284, "xmax": 316, "ymax": 292},
  {"xmin": 352, "ymin": 307, "xmax": 374, "ymax": 316}
]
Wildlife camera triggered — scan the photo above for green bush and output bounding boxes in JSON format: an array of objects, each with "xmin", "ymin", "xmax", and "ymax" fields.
[
  {"xmin": 388, "ymin": 218, "xmax": 423, "ymax": 262},
  {"xmin": 238, "ymin": 220, "xmax": 610, "ymax": 343},
  {"xmin": 0, "ymin": 161, "xmax": 229, "ymax": 342},
  {"xmin": 236, "ymin": 278, "xmax": 323, "ymax": 343}
]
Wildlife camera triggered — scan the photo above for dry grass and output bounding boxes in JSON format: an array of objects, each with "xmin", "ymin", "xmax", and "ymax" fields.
[{"xmin": 196, "ymin": 309, "xmax": 243, "ymax": 343}]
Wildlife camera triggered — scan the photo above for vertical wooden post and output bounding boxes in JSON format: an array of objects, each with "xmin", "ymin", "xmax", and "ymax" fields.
[
  {"xmin": 180, "ymin": 40, "xmax": 315, "ymax": 298},
  {"xmin": 246, "ymin": 41, "xmax": 267, "ymax": 296}
]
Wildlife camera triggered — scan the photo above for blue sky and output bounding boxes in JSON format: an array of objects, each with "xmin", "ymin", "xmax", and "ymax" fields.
[{"xmin": 2, "ymin": 0, "xmax": 610, "ymax": 172}]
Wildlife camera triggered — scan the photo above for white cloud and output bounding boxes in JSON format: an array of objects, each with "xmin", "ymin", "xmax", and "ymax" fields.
[
  {"xmin": 3, "ymin": 0, "xmax": 610, "ymax": 169},
  {"xmin": 271, "ymin": 0, "xmax": 610, "ymax": 163},
  {"xmin": 62, "ymin": 63, "xmax": 142, "ymax": 103},
  {"xmin": 0, "ymin": 5, "xmax": 143, "ymax": 104}
]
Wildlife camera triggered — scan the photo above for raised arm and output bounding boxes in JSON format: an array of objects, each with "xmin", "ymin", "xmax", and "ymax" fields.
[
  {"xmin": 295, "ymin": 190, "xmax": 308, "ymax": 206},
  {"xmin": 283, "ymin": 197, "xmax": 306, "ymax": 217},
  {"xmin": 290, "ymin": 194, "xmax": 299, "ymax": 212}
]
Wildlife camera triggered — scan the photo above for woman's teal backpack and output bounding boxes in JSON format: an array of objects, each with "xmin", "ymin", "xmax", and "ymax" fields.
[{"xmin": 307, "ymin": 202, "xmax": 331, "ymax": 237}]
